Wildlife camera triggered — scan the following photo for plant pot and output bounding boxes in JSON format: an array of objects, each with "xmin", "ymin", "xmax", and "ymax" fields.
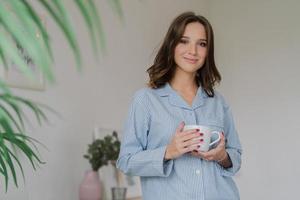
[
  {"xmin": 79, "ymin": 170, "xmax": 102, "ymax": 200},
  {"xmin": 111, "ymin": 187, "xmax": 127, "ymax": 200}
]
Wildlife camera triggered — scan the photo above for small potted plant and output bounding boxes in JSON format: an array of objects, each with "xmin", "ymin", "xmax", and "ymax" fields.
[{"xmin": 79, "ymin": 131, "xmax": 125, "ymax": 200}]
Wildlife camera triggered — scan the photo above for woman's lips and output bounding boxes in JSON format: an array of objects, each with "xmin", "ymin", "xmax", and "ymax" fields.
[{"xmin": 184, "ymin": 57, "xmax": 198, "ymax": 64}]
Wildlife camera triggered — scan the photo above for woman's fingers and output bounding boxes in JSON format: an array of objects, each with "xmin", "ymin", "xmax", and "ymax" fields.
[
  {"xmin": 175, "ymin": 128, "xmax": 203, "ymax": 153},
  {"xmin": 175, "ymin": 135, "xmax": 200, "ymax": 153},
  {"xmin": 180, "ymin": 130, "xmax": 201, "ymax": 141},
  {"xmin": 189, "ymin": 131, "xmax": 228, "ymax": 161},
  {"xmin": 181, "ymin": 138, "xmax": 201, "ymax": 148},
  {"xmin": 182, "ymin": 144, "xmax": 199, "ymax": 153},
  {"xmin": 217, "ymin": 132, "xmax": 226, "ymax": 148},
  {"xmin": 176, "ymin": 121, "xmax": 185, "ymax": 133}
]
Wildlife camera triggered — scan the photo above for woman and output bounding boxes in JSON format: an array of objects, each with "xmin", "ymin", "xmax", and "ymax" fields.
[{"xmin": 117, "ymin": 11, "xmax": 242, "ymax": 200}]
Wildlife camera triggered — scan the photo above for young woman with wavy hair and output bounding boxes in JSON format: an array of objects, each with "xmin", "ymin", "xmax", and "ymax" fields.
[{"xmin": 117, "ymin": 12, "xmax": 242, "ymax": 200}]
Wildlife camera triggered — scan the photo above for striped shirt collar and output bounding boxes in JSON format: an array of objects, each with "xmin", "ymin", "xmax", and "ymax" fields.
[{"xmin": 154, "ymin": 83, "xmax": 209, "ymax": 110}]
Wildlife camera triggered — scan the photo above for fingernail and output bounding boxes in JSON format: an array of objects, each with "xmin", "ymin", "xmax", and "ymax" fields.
[
  {"xmin": 222, "ymin": 132, "xmax": 224, "ymax": 136},
  {"xmin": 199, "ymin": 139, "xmax": 203, "ymax": 142},
  {"xmin": 197, "ymin": 145, "xmax": 201, "ymax": 148},
  {"xmin": 200, "ymin": 133, "xmax": 204, "ymax": 136},
  {"xmin": 196, "ymin": 129, "xmax": 200, "ymax": 131}
]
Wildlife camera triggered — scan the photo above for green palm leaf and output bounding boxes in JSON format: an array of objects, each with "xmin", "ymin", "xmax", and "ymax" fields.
[
  {"xmin": 39, "ymin": 0, "xmax": 81, "ymax": 70},
  {"xmin": 0, "ymin": 94, "xmax": 47, "ymax": 190},
  {"xmin": 0, "ymin": 0, "xmax": 123, "ymax": 191}
]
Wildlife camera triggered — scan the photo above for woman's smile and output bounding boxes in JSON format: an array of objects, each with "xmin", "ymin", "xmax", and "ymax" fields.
[{"xmin": 183, "ymin": 56, "xmax": 199, "ymax": 64}]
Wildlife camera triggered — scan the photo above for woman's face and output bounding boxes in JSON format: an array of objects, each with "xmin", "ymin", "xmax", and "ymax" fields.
[{"xmin": 174, "ymin": 22, "xmax": 208, "ymax": 75}]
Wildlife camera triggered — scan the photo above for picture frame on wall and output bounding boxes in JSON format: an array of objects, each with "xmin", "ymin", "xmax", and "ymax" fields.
[
  {"xmin": 0, "ymin": 15, "xmax": 46, "ymax": 91},
  {"xmin": 2, "ymin": 45, "xmax": 45, "ymax": 91}
]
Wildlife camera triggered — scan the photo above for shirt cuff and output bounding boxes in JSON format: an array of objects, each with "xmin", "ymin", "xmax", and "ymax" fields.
[
  {"xmin": 152, "ymin": 146, "xmax": 174, "ymax": 177},
  {"xmin": 219, "ymin": 149, "xmax": 241, "ymax": 177}
]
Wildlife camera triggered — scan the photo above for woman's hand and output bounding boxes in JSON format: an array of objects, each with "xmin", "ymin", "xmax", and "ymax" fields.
[
  {"xmin": 164, "ymin": 122, "xmax": 201, "ymax": 160},
  {"xmin": 190, "ymin": 133, "xmax": 227, "ymax": 162}
]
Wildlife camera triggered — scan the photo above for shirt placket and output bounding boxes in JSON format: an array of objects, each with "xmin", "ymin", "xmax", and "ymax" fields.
[{"xmin": 183, "ymin": 108, "xmax": 205, "ymax": 200}]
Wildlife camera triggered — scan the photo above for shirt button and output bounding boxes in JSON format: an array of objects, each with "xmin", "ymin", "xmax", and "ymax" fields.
[{"xmin": 195, "ymin": 169, "xmax": 201, "ymax": 175}]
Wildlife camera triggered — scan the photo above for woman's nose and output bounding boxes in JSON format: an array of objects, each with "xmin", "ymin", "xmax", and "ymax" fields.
[{"xmin": 188, "ymin": 44, "xmax": 197, "ymax": 55}]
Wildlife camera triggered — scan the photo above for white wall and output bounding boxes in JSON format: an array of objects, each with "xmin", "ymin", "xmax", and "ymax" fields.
[
  {"xmin": 2, "ymin": 1, "xmax": 299, "ymax": 199},
  {"xmin": 207, "ymin": 0, "xmax": 300, "ymax": 199},
  {"xmin": 0, "ymin": 0, "xmax": 207, "ymax": 199}
]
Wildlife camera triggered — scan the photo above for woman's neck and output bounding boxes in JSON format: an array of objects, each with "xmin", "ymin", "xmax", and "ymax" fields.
[
  {"xmin": 169, "ymin": 72, "xmax": 198, "ymax": 106},
  {"xmin": 169, "ymin": 70, "xmax": 198, "ymax": 94}
]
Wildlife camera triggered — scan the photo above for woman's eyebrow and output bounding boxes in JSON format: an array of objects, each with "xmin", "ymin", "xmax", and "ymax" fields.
[{"xmin": 181, "ymin": 36, "xmax": 207, "ymax": 41}]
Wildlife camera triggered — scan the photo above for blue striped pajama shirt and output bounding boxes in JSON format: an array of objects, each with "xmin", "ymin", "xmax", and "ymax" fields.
[{"xmin": 117, "ymin": 83, "xmax": 242, "ymax": 200}]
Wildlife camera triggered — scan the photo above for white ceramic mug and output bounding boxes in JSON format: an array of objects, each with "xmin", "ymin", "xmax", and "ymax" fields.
[{"xmin": 183, "ymin": 125, "xmax": 222, "ymax": 152}]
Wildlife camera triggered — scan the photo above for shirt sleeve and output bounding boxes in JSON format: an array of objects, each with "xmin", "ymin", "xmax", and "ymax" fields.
[
  {"xmin": 116, "ymin": 90, "xmax": 173, "ymax": 177},
  {"xmin": 219, "ymin": 105, "xmax": 242, "ymax": 177}
]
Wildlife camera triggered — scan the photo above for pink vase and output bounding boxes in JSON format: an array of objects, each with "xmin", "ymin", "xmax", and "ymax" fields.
[{"xmin": 79, "ymin": 170, "xmax": 102, "ymax": 200}]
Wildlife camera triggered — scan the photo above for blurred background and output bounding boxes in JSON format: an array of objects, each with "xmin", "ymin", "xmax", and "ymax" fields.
[{"xmin": 0, "ymin": 0, "xmax": 299, "ymax": 199}]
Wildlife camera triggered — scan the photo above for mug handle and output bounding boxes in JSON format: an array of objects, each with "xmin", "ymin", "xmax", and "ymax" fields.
[{"xmin": 209, "ymin": 131, "xmax": 221, "ymax": 146}]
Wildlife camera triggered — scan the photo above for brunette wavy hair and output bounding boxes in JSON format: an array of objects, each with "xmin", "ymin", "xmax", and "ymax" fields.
[{"xmin": 147, "ymin": 11, "xmax": 221, "ymax": 97}]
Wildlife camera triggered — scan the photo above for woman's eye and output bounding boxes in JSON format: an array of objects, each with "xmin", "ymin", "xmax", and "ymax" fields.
[
  {"xmin": 179, "ymin": 39, "xmax": 188, "ymax": 44},
  {"xmin": 198, "ymin": 42, "xmax": 207, "ymax": 47}
]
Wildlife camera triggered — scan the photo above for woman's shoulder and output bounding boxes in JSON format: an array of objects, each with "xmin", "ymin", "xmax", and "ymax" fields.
[
  {"xmin": 130, "ymin": 87, "xmax": 158, "ymax": 105},
  {"xmin": 212, "ymin": 90, "xmax": 230, "ymax": 108},
  {"xmin": 132, "ymin": 87, "xmax": 155, "ymax": 99}
]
